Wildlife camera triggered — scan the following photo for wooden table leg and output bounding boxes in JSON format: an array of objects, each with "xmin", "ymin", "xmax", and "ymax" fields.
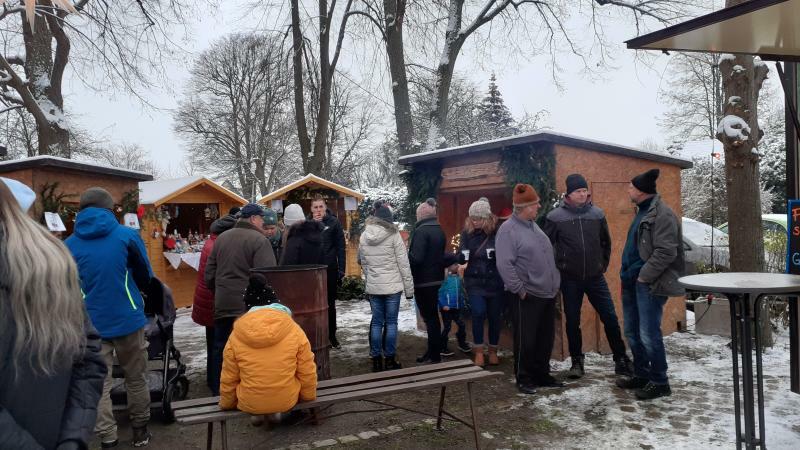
[
  {"xmin": 467, "ymin": 382, "xmax": 481, "ymax": 450},
  {"xmin": 436, "ymin": 386, "xmax": 447, "ymax": 431},
  {"xmin": 206, "ymin": 422, "xmax": 213, "ymax": 450}
]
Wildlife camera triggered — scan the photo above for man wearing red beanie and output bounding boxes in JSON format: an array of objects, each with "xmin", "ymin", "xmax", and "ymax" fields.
[{"xmin": 496, "ymin": 183, "xmax": 562, "ymax": 395}]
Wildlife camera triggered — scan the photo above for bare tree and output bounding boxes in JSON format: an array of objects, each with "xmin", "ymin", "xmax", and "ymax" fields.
[
  {"xmin": 85, "ymin": 142, "xmax": 163, "ymax": 178},
  {"xmin": 174, "ymin": 33, "xmax": 299, "ymax": 200},
  {"xmin": 0, "ymin": 1, "xmax": 203, "ymax": 158}
]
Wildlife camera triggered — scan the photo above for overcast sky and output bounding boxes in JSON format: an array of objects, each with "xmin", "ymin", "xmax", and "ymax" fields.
[{"xmin": 61, "ymin": 3, "xmax": 703, "ymax": 179}]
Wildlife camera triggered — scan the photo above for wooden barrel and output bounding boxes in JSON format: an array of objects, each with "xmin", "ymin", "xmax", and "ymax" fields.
[{"xmin": 251, "ymin": 265, "xmax": 330, "ymax": 380}]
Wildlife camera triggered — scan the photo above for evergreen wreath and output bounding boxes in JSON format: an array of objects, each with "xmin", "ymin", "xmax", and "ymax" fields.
[
  {"xmin": 400, "ymin": 161, "xmax": 442, "ymax": 225},
  {"xmin": 498, "ymin": 142, "xmax": 557, "ymax": 225}
]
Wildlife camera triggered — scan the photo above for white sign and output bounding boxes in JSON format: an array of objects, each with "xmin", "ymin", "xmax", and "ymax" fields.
[
  {"xmin": 344, "ymin": 196, "xmax": 357, "ymax": 211},
  {"xmin": 271, "ymin": 199, "xmax": 284, "ymax": 213},
  {"xmin": 44, "ymin": 212, "xmax": 66, "ymax": 232},
  {"xmin": 123, "ymin": 213, "xmax": 140, "ymax": 229}
]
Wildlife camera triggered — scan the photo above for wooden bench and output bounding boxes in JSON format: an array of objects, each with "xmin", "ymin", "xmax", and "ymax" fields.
[{"xmin": 172, "ymin": 359, "xmax": 502, "ymax": 450}]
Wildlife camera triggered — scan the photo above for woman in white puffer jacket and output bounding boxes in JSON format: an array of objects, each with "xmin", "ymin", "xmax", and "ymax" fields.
[{"xmin": 358, "ymin": 205, "xmax": 414, "ymax": 372}]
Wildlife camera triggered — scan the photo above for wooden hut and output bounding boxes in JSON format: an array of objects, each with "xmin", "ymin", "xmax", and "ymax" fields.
[
  {"xmin": 398, "ymin": 131, "xmax": 693, "ymax": 360},
  {"xmin": 258, "ymin": 174, "xmax": 364, "ymax": 276},
  {"xmin": 0, "ymin": 156, "xmax": 152, "ymax": 233},
  {"xmin": 139, "ymin": 176, "xmax": 247, "ymax": 308}
]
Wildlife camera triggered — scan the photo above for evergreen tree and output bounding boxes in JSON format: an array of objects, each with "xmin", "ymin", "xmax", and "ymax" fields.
[{"xmin": 478, "ymin": 73, "xmax": 515, "ymax": 138}]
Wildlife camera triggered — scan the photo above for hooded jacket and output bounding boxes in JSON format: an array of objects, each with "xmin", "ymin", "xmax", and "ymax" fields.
[
  {"xmin": 543, "ymin": 198, "xmax": 611, "ymax": 281},
  {"xmin": 65, "ymin": 207, "xmax": 153, "ymax": 339},
  {"xmin": 205, "ymin": 220, "xmax": 276, "ymax": 320},
  {"xmin": 280, "ymin": 221, "xmax": 324, "ymax": 266},
  {"xmin": 192, "ymin": 215, "xmax": 238, "ymax": 328},
  {"xmin": 408, "ymin": 217, "xmax": 446, "ymax": 288},
  {"xmin": 218, "ymin": 308, "xmax": 317, "ymax": 414},
  {"xmin": 358, "ymin": 217, "xmax": 414, "ymax": 297}
]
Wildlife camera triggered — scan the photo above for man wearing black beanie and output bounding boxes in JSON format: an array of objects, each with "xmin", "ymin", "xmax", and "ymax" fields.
[
  {"xmin": 544, "ymin": 174, "xmax": 633, "ymax": 380},
  {"xmin": 617, "ymin": 168, "xmax": 684, "ymax": 400}
]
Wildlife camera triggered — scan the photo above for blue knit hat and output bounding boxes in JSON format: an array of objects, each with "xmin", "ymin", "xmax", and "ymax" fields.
[{"xmin": 265, "ymin": 303, "xmax": 292, "ymax": 316}]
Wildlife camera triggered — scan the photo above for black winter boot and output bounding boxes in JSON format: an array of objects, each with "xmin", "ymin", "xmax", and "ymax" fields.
[
  {"xmin": 384, "ymin": 356, "xmax": 402, "ymax": 370},
  {"xmin": 371, "ymin": 356, "xmax": 383, "ymax": 373},
  {"xmin": 614, "ymin": 355, "xmax": 634, "ymax": 377},
  {"xmin": 567, "ymin": 355, "xmax": 585, "ymax": 379}
]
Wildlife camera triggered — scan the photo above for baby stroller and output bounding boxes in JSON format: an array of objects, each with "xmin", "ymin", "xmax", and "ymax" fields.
[{"xmin": 110, "ymin": 277, "xmax": 189, "ymax": 422}]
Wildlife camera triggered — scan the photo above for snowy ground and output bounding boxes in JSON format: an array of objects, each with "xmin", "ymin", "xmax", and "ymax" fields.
[{"xmin": 168, "ymin": 302, "xmax": 800, "ymax": 449}]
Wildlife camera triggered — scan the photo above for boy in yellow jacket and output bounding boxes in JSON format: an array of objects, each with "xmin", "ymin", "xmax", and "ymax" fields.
[{"xmin": 219, "ymin": 286, "xmax": 317, "ymax": 415}]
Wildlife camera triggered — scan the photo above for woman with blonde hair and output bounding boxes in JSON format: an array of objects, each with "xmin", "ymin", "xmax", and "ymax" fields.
[
  {"xmin": 0, "ymin": 177, "xmax": 106, "ymax": 449},
  {"xmin": 458, "ymin": 197, "xmax": 505, "ymax": 366}
]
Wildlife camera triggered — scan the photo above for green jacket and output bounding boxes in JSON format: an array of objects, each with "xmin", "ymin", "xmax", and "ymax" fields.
[{"xmin": 635, "ymin": 194, "xmax": 685, "ymax": 297}]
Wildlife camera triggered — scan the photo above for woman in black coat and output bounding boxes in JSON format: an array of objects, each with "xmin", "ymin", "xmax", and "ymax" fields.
[
  {"xmin": 280, "ymin": 204, "xmax": 324, "ymax": 266},
  {"xmin": 0, "ymin": 177, "xmax": 106, "ymax": 450}
]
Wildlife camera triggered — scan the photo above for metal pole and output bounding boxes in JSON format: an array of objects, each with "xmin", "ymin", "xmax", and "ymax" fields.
[{"xmin": 729, "ymin": 294, "xmax": 743, "ymax": 450}]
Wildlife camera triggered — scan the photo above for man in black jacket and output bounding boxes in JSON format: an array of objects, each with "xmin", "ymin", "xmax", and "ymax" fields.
[
  {"xmin": 543, "ymin": 174, "xmax": 632, "ymax": 379},
  {"xmin": 311, "ymin": 196, "xmax": 347, "ymax": 349},
  {"xmin": 408, "ymin": 198, "xmax": 446, "ymax": 363}
]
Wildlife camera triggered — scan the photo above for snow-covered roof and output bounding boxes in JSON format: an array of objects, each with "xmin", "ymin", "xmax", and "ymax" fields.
[
  {"xmin": 139, "ymin": 176, "xmax": 247, "ymax": 206},
  {"xmin": 0, "ymin": 155, "xmax": 153, "ymax": 181},
  {"xmin": 397, "ymin": 131, "xmax": 693, "ymax": 169},
  {"xmin": 258, "ymin": 174, "xmax": 365, "ymax": 204}
]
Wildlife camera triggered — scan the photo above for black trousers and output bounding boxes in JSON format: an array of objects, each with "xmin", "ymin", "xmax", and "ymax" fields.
[
  {"xmin": 327, "ymin": 266, "xmax": 339, "ymax": 341},
  {"xmin": 211, "ymin": 317, "xmax": 236, "ymax": 396},
  {"xmin": 416, "ymin": 285, "xmax": 442, "ymax": 361},
  {"xmin": 507, "ymin": 291, "xmax": 556, "ymax": 384},
  {"xmin": 204, "ymin": 326, "xmax": 215, "ymax": 393}
]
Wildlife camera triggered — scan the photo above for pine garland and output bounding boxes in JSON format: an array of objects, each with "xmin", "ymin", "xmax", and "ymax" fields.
[
  {"xmin": 499, "ymin": 142, "xmax": 557, "ymax": 224},
  {"xmin": 400, "ymin": 161, "xmax": 442, "ymax": 224}
]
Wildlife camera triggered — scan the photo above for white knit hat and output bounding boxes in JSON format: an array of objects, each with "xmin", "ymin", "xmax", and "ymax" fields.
[
  {"xmin": 468, "ymin": 197, "xmax": 492, "ymax": 219},
  {"xmin": 283, "ymin": 203, "xmax": 305, "ymax": 226}
]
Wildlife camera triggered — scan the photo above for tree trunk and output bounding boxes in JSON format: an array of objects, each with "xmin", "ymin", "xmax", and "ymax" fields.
[
  {"xmin": 23, "ymin": 4, "xmax": 71, "ymax": 157},
  {"xmin": 425, "ymin": 0, "xmax": 466, "ymax": 150},
  {"xmin": 290, "ymin": 0, "xmax": 313, "ymax": 174},
  {"xmin": 309, "ymin": 0, "xmax": 333, "ymax": 175},
  {"xmin": 383, "ymin": 0, "xmax": 414, "ymax": 156},
  {"xmin": 718, "ymin": 0, "xmax": 771, "ymax": 347}
]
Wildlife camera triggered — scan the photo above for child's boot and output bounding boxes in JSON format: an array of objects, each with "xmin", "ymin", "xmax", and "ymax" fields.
[
  {"xmin": 488, "ymin": 345, "xmax": 500, "ymax": 366},
  {"xmin": 473, "ymin": 346, "xmax": 485, "ymax": 367}
]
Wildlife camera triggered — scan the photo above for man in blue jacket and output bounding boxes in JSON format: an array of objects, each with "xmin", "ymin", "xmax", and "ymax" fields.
[{"xmin": 66, "ymin": 187, "xmax": 154, "ymax": 448}]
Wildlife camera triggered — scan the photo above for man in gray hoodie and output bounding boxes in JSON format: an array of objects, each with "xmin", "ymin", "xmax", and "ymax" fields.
[{"xmin": 496, "ymin": 183, "xmax": 562, "ymax": 395}]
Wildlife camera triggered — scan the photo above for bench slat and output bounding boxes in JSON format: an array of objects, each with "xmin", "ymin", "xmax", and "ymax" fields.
[
  {"xmin": 178, "ymin": 410, "xmax": 247, "ymax": 425},
  {"xmin": 300, "ymin": 371, "xmax": 502, "ymax": 410},
  {"xmin": 172, "ymin": 396, "xmax": 220, "ymax": 410},
  {"xmin": 316, "ymin": 359, "xmax": 475, "ymax": 390},
  {"xmin": 318, "ymin": 365, "xmax": 484, "ymax": 396}
]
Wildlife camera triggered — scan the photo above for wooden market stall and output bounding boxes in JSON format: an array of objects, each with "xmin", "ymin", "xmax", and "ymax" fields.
[
  {"xmin": 0, "ymin": 155, "xmax": 152, "ymax": 234},
  {"xmin": 139, "ymin": 176, "xmax": 247, "ymax": 308},
  {"xmin": 398, "ymin": 131, "xmax": 693, "ymax": 360},
  {"xmin": 258, "ymin": 174, "xmax": 364, "ymax": 277}
]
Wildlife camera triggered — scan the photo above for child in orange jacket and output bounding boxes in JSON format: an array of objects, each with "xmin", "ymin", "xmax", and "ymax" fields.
[{"xmin": 218, "ymin": 285, "xmax": 317, "ymax": 415}]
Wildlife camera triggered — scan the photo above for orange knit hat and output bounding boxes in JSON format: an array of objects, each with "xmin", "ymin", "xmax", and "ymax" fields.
[{"xmin": 512, "ymin": 183, "xmax": 540, "ymax": 207}]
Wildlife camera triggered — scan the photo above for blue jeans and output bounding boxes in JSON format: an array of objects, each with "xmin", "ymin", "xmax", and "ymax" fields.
[
  {"xmin": 469, "ymin": 293, "xmax": 503, "ymax": 346},
  {"xmin": 369, "ymin": 293, "xmax": 401, "ymax": 358},
  {"xmin": 622, "ymin": 281, "xmax": 669, "ymax": 384},
  {"xmin": 561, "ymin": 276, "xmax": 627, "ymax": 360}
]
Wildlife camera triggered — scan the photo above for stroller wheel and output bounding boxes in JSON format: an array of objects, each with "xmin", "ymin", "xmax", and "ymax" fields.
[
  {"xmin": 161, "ymin": 384, "xmax": 176, "ymax": 423},
  {"xmin": 176, "ymin": 376, "xmax": 189, "ymax": 400}
]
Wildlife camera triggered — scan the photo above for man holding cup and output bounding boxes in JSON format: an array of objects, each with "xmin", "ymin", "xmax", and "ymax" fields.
[{"xmin": 496, "ymin": 184, "xmax": 562, "ymax": 394}]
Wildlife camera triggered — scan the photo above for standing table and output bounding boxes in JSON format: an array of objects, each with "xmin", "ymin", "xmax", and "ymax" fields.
[{"xmin": 678, "ymin": 273, "xmax": 800, "ymax": 450}]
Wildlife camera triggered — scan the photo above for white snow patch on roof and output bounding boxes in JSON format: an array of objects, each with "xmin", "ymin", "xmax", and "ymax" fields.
[{"xmin": 139, "ymin": 175, "xmax": 204, "ymax": 205}]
